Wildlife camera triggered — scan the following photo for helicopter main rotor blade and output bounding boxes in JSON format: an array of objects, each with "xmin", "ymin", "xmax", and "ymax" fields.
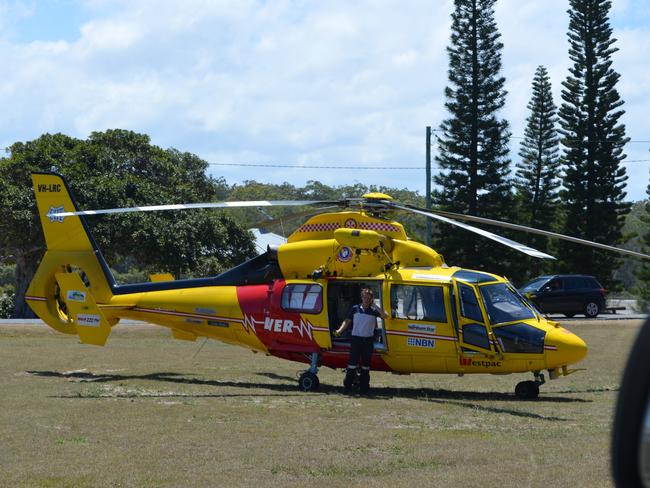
[
  {"xmin": 387, "ymin": 202, "xmax": 556, "ymax": 260},
  {"xmin": 252, "ymin": 206, "xmax": 341, "ymax": 230},
  {"xmin": 424, "ymin": 208, "xmax": 650, "ymax": 261},
  {"xmin": 50, "ymin": 200, "xmax": 340, "ymax": 218}
]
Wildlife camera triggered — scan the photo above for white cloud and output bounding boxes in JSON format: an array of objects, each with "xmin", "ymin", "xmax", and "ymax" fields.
[
  {"xmin": 0, "ymin": 1, "xmax": 33, "ymax": 35},
  {"xmin": 0, "ymin": 0, "xmax": 648, "ymax": 201},
  {"xmin": 77, "ymin": 19, "xmax": 142, "ymax": 53}
]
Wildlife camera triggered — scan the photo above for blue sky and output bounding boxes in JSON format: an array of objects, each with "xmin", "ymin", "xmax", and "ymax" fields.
[{"xmin": 1, "ymin": 0, "xmax": 649, "ymax": 201}]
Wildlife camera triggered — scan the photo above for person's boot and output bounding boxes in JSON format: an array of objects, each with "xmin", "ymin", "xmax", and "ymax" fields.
[
  {"xmin": 359, "ymin": 368, "xmax": 370, "ymax": 395},
  {"xmin": 343, "ymin": 367, "xmax": 356, "ymax": 394}
]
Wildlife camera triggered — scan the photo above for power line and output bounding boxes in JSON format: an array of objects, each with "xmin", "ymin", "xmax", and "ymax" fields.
[
  {"xmin": 208, "ymin": 162, "xmax": 433, "ymax": 170},
  {"xmin": 208, "ymin": 159, "xmax": 650, "ymax": 170}
]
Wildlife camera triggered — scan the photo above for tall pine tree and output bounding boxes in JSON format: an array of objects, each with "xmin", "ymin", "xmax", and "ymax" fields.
[
  {"xmin": 558, "ymin": 0, "xmax": 630, "ymax": 289},
  {"xmin": 515, "ymin": 65, "xmax": 561, "ymax": 278},
  {"xmin": 433, "ymin": 0, "xmax": 513, "ymax": 272},
  {"xmin": 635, "ymin": 176, "xmax": 650, "ymax": 311}
]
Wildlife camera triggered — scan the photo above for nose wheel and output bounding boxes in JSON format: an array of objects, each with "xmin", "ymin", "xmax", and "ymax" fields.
[{"xmin": 515, "ymin": 372, "xmax": 545, "ymax": 399}]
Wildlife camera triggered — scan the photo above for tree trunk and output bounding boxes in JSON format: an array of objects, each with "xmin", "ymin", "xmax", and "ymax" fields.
[{"xmin": 14, "ymin": 251, "xmax": 41, "ymax": 319}]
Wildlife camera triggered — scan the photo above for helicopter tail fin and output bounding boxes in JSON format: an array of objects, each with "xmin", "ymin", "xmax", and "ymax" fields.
[{"xmin": 26, "ymin": 173, "xmax": 115, "ymax": 345}]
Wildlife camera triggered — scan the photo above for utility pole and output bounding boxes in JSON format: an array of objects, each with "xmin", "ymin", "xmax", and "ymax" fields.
[{"xmin": 425, "ymin": 126, "xmax": 432, "ymax": 247}]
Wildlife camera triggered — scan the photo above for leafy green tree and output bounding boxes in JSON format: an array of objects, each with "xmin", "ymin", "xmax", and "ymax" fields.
[
  {"xmin": 432, "ymin": 0, "xmax": 514, "ymax": 272},
  {"xmin": 635, "ymin": 178, "xmax": 650, "ymax": 311},
  {"xmin": 558, "ymin": 0, "xmax": 630, "ymax": 289},
  {"xmin": 0, "ymin": 264, "xmax": 16, "ymax": 287},
  {"xmin": 0, "ymin": 288, "xmax": 14, "ymax": 319},
  {"xmin": 0, "ymin": 130, "xmax": 255, "ymax": 318},
  {"xmin": 514, "ymin": 65, "xmax": 561, "ymax": 278}
]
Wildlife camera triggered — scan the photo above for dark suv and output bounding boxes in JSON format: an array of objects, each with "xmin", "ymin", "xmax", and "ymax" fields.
[{"xmin": 519, "ymin": 274, "xmax": 606, "ymax": 318}]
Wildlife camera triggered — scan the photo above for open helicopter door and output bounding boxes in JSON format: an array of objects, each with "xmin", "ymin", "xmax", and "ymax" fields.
[
  {"xmin": 327, "ymin": 280, "xmax": 387, "ymax": 352},
  {"xmin": 451, "ymin": 280, "xmax": 496, "ymax": 360}
]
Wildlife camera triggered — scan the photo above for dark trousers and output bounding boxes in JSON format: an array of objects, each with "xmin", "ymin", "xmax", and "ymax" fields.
[
  {"xmin": 344, "ymin": 336, "xmax": 374, "ymax": 393},
  {"xmin": 348, "ymin": 335, "xmax": 374, "ymax": 368}
]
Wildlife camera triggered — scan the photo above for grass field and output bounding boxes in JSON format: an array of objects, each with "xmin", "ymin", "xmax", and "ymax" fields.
[{"xmin": 0, "ymin": 319, "xmax": 644, "ymax": 488}]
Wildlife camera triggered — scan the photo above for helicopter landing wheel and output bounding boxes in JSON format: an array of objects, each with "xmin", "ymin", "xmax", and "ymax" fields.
[
  {"xmin": 515, "ymin": 380, "xmax": 540, "ymax": 399},
  {"xmin": 298, "ymin": 371, "xmax": 320, "ymax": 392}
]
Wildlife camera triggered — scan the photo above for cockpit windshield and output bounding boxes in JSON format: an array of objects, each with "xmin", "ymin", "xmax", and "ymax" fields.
[{"xmin": 479, "ymin": 283, "xmax": 536, "ymax": 324}]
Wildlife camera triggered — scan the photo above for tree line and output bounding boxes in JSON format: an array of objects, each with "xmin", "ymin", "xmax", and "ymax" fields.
[{"xmin": 433, "ymin": 0, "xmax": 645, "ymax": 296}]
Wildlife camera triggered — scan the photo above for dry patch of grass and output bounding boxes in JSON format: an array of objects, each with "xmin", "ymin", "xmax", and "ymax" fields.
[{"xmin": 0, "ymin": 319, "xmax": 643, "ymax": 487}]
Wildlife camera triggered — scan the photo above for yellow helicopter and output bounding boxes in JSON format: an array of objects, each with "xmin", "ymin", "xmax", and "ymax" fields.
[{"xmin": 25, "ymin": 173, "xmax": 649, "ymax": 399}]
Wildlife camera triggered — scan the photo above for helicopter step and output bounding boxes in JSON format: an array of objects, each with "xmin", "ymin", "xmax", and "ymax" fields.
[{"xmin": 515, "ymin": 371, "xmax": 545, "ymax": 399}]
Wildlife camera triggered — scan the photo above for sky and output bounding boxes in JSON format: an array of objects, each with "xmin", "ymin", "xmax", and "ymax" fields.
[{"xmin": 1, "ymin": 0, "xmax": 649, "ymax": 201}]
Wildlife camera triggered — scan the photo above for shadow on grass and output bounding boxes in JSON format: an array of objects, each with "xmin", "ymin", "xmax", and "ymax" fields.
[
  {"xmin": 28, "ymin": 369, "xmax": 587, "ymax": 421},
  {"xmin": 555, "ymin": 387, "xmax": 619, "ymax": 394},
  {"xmin": 255, "ymin": 372, "xmax": 297, "ymax": 382},
  {"xmin": 27, "ymin": 370, "xmax": 303, "ymax": 397}
]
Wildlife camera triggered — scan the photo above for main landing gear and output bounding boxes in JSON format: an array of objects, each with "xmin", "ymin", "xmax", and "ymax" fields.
[
  {"xmin": 515, "ymin": 371, "xmax": 545, "ymax": 400},
  {"xmin": 298, "ymin": 352, "xmax": 320, "ymax": 392}
]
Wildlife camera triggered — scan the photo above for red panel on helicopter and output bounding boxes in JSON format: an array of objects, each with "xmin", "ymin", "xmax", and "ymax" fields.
[{"xmin": 236, "ymin": 280, "xmax": 320, "ymax": 352}]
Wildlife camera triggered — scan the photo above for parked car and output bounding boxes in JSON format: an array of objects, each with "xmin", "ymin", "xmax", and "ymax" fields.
[{"xmin": 519, "ymin": 274, "xmax": 606, "ymax": 318}]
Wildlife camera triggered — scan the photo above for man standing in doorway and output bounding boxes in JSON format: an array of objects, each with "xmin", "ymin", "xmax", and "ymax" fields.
[{"xmin": 335, "ymin": 288, "xmax": 389, "ymax": 395}]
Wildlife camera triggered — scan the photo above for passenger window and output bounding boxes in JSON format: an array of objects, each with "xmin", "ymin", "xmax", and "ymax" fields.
[
  {"xmin": 580, "ymin": 278, "xmax": 595, "ymax": 288},
  {"xmin": 281, "ymin": 284, "xmax": 323, "ymax": 313},
  {"xmin": 459, "ymin": 283, "xmax": 483, "ymax": 323},
  {"xmin": 391, "ymin": 285, "xmax": 446, "ymax": 322},
  {"xmin": 463, "ymin": 323, "xmax": 490, "ymax": 349},
  {"xmin": 565, "ymin": 278, "xmax": 581, "ymax": 290}
]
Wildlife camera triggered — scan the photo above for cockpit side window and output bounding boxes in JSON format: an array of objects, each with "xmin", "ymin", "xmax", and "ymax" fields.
[{"xmin": 459, "ymin": 283, "xmax": 484, "ymax": 323}]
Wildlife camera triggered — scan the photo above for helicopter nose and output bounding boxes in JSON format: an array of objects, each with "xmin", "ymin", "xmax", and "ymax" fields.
[{"xmin": 545, "ymin": 327, "xmax": 588, "ymax": 367}]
